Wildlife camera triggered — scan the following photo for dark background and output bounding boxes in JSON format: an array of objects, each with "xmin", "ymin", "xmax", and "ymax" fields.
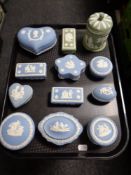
[{"xmin": 0, "ymin": 0, "xmax": 130, "ymax": 174}]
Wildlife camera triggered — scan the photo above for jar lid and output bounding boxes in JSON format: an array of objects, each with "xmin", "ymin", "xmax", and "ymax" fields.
[
  {"xmin": 0, "ymin": 112, "xmax": 35, "ymax": 150},
  {"xmin": 87, "ymin": 12, "xmax": 113, "ymax": 35}
]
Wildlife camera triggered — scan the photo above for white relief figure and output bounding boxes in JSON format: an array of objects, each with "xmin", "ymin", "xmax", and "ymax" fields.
[
  {"xmin": 96, "ymin": 59, "xmax": 108, "ymax": 68},
  {"xmin": 7, "ymin": 120, "xmax": 24, "ymax": 137},
  {"xmin": 25, "ymin": 64, "xmax": 36, "ymax": 73},
  {"xmin": 11, "ymin": 86, "xmax": 24, "ymax": 101},
  {"xmin": 65, "ymin": 60, "xmax": 75, "ymax": 69},
  {"xmin": 28, "ymin": 29, "xmax": 44, "ymax": 41},
  {"xmin": 100, "ymin": 87, "xmax": 113, "ymax": 95},
  {"xmin": 32, "ymin": 30, "xmax": 39, "ymax": 39},
  {"xmin": 65, "ymin": 33, "xmax": 73, "ymax": 42},
  {"xmin": 50, "ymin": 121, "xmax": 70, "ymax": 132},
  {"xmin": 61, "ymin": 90, "xmax": 73, "ymax": 99},
  {"xmin": 97, "ymin": 123, "xmax": 111, "ymax": 137}
]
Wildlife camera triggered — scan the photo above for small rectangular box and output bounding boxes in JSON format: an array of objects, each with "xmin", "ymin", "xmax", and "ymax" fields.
[
  {"xmin": 62, "ymin": 28, "xmax": 76, "ymax": 53},
  {"xmin": 51, "ymin": 87, "xmax": 84, "ymax": 105},
  {"xmin": 15, "ymin": 63, "xmax": 47, "ymax": 79}
]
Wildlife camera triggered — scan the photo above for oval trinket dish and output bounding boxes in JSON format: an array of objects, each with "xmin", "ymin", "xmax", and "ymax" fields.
[
  {"xmin": 17, "ymin": 26, "xmax": 57, "ymax": 55},
  {"xmin": 88, "ymin": 117, "xmax": 118, "ymax": 146},
  {"xmin": 0, "ymin": 113, "xmax": 35, "ymax": 150},
  {"xmin": 90, "ymin": 56, "xmax": 113, "ymax": 78},
  {"xmin": 92, "ymin": 84, "xmax": 117, "ymax": 103},
  {"xmin": 55, "ymin": 54, "xmax": 86, "ymax": 81},
  {"xmin": 38, "ymin": 112, "xmax": 83, "ymax": 146}
]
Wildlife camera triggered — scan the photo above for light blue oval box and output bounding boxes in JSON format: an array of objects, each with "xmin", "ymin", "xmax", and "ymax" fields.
[
  {"xmin": 88, "ymin": 117, "xmax": 118, "ymax": 146},
  {"xmin": 9, "ymin": 83, "xmax": 33, "ymax": 108},
  {"xmin": 55, "ymin": 54, "xmax": 86, "ymax": 81},
  {"xmin": 92, "ymin": 84, "xmax": 117, "ymax": 103},
  {"xmin": 38, "ymin": 112, "xmax": 83, "ymax": 146},
  {"xmin": 90, "ymin": 56, "xmax": 113, "ymax": 78},
  {"xmin": 0, "ymin": 113, "xmax": 35, "ymax": 150},
  {"xmin": 17, "ymin": 27, "xmax": 57, "ymax": 55}
]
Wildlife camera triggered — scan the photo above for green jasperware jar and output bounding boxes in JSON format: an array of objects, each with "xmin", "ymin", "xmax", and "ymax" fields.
[{"xmin": 83, "ymin": 12, "xmax": 113, "ymax": 52}]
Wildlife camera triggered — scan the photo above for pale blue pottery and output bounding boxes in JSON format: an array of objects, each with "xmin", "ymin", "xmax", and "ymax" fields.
[
  {"xmin": 15, "ymin": 63, "xmax": 47, "ymax": 79},
  {"xmin": 92, "ymin": 84, "xmax": 117, "ymax": 103},
  {"xmin": 51, "ymin": 87, "xmax": 84, "ymax": 105},
  {"xmin": 38, "ymin": 112, "xmax": 83, "ymax": 146},
  {"xmin": 90, "ymin": 56, "xmax": 113, "ymax": 78},
  {"xmin": 17, "ymin": 27, "xmax": 57, "ymax": 55},
  {"xmin": 0, "ymin": 113, "xmax": 35, "ymax": 150},
  {"xmin": 55, "ymin": 54, "xmax": 86, "ymax": 81},
  {"xmin": 9, "ymin": 83, "xmax": 33, "ymax": 108}
]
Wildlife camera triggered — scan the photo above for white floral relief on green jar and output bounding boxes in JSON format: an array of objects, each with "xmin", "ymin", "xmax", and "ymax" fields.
[{"xmin": 83, "ymin": 12, "xmax": 113, "ymax": 52}]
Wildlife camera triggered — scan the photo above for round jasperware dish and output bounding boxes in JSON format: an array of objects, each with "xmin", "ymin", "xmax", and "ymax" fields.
[
  {"xmin": 90, "ymin": 56, "xmax": 113, "ymax": 78},
  {"xmin": 0, "ymin": 112, "xmax": 35, "ymax": 151},
  {"xmin": 88, "ymin": 117, "xmax": 118, "ymax": 147}
]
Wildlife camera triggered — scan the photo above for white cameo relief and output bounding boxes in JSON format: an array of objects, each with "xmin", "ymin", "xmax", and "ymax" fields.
[
  {"xmin": 65, "ymin": 60, "xmax": 75, "ymax": 69},
  {"xmin": 65, "ymin": 33, "xmax": 73, "ymax": 42},
  {"xmin": 96, "ymin": 59, "xmax": 108, "ymax": 68},
  {"xmin": 7, "ymin": 120, "xmax": 24, "ymax": 137},
  {"xmin": 25, "ymin": 64, "xmax": 36, "ymax": 73},
  {"xmin": 100, "ymin": 87, "xmax": 113, "ymax": 95},
  {"xmin": 50, "ymin": 121, "xmax": 70, "ymax": 132},
  {"xmin": 32, "ymin": 30, "xmax": 39, "ymax": 38},
  {"xmin": 11, "ymin": 86, "xmax": 25, "ymax": 101},
  {"xmin": 28, "ymin": 29, "xmax": 44, "ymax": 41},
  {"xmin": 61, "ymin": 90, "xmax": 73, "ymax": 99},
  {"xmin": 97, "ymin": 123, "xmax": 112, "ymax": 137}
]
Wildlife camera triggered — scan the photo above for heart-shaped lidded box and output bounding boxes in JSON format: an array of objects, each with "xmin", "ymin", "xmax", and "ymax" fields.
[{"xmin": 17, "ymin": 27, "xmax": 57, "ymax": 55}]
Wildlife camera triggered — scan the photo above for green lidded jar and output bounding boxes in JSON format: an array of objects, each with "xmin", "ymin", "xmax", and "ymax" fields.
[{"xmin": 83, "ymin": 12, "xmax": 113, "ymax": 52}]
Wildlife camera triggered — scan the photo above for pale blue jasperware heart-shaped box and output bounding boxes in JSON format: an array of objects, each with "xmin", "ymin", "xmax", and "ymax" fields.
[{"xmin": 17, "ymin": 27, "xmax": 57, "ymax": 55}]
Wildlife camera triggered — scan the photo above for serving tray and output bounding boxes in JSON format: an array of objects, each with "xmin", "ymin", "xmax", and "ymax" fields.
[{"xmin": 0, "ymin": 25, "xmax": 129, "ymax": 159}]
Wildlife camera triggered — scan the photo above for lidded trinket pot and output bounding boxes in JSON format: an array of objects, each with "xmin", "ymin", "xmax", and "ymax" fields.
[{"xmin": 83, "ymin": 12, "xmax": 113, "ymax": 52}]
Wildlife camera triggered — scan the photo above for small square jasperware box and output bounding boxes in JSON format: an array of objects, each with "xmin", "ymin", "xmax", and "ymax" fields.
[{"xmin": 0, "ymin": 24, "xmax": 129, "ymax": 159}]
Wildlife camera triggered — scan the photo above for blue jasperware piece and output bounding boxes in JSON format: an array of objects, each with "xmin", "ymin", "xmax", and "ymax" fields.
[
  {"xmin": 9, "ymin": 83, "xmax": 33, "ymax": 108},
  {"xmin": 17, "ymin": 27, "xmax": 57, "ymax": 55},
  {"xmin": 15, "ymin": 63, "xmax": 47, "ymax": 79},
  {"xmin": 0, "ymin": 113, "xmax": 35, "ymax": 150},
  {"xmin": 92, "ymin": 84, "xmax": 117, "ymax": 103},
  {"xmin": 38, "ymin": 112, "xmax": 83, "ymax": 146},
  {"xmin": 88, "ymin": 117, "xmax": 118, "ymax": 146},
  {"xmin": 55, "ymin": 54, "xmax": 86, "ymax": 80},
  {"xmin": 51, "ymin": 87, "xmax": 84, "ymax": 105},
  {"xmin": 90, "ymin": 56, "xmax": 113, "ymax": 78}
]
